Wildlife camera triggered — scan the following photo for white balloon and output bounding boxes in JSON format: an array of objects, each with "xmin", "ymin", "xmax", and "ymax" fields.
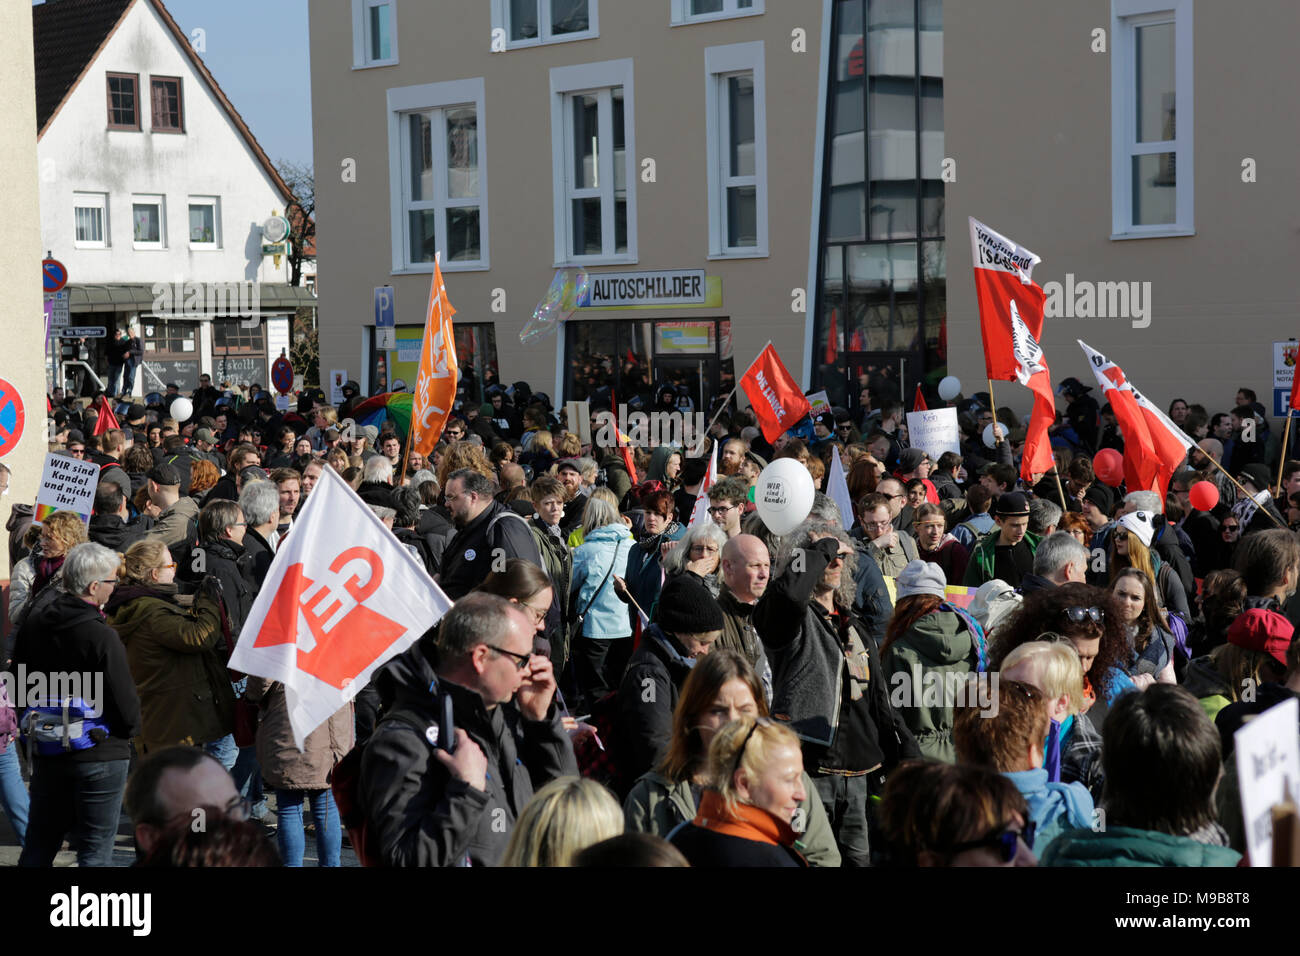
[
  {"xmin": 938, "ymin": 376, "xmax": 962, "ymax": 402},
  {"xmin": 170, "ymin": 397, "xmax": 193, "ymax": 422},
  {"xmin": 982, "ymin": 422, "xmax": 1008, "ymax": 448},
  {"xmin": 754, "ymin": 459, "xmax": 815, "ymax": 537}
]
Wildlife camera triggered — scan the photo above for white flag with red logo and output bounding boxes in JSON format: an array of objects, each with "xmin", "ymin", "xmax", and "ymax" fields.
[
  {"xmin": 230, "ymin": 466, "xmax": 453, "ymax": 749},
  {"xmin": 970, "ymin": 218, "xmax": 1046, "ymax": 382},
  {"xmin": 1011, "ymin": 303, "xmax": 1056, "ymax": 482},
  {"xmin": 686, "ymin": 440, "xmax": 719, "ymax": 530}
]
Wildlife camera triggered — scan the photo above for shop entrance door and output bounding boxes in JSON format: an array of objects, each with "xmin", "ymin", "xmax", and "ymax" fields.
[
  {"xmin": 842, "ymin": 352, "xmax": 908, "ymax": 425},
  {"xmin": 653, "ymin": 356, "xmax": 714, "ymax": 414}
]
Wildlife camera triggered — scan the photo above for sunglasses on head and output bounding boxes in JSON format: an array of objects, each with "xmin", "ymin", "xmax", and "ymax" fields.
[
  {"xmin": 1062, "ymin": 606, "xmax": 1105, "ymax": 624},
  {"xmin": 945, "ymin": 821, "xmax": 1036, "ymax": 863}
]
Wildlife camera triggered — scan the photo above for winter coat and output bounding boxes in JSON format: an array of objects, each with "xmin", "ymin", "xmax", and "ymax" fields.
[
  {"xmin": 963, "ymin": 529, "xmax": 1042, "ymax": 587},
  {"xmin": 198, "ymin": 537, "xmax": 257, "ymax": 637},
  {"xmin": 1041, "ymin": 826, "xmax": 1240, "ymax": 867},
  {"xmin": 530, "ymin": 518, "xmax": 573, "ymax": 664},
  {"xmin": 1059, "ymin": 712, "xmax": 1104, "ymax": 803},
  {"xmin": 150, "ymin": 496, "xmax": 200, "ymax": 552},
  {"xmin": 624, "ymin": 769, "xmax": 840, "ymax": 867},
  {"xmin": 11, "ymin": 591, "xmax": 142, "ymax": 763},
  {"xmin": 882, "ymin": 608, "xmax": 982, "ymax": 762},
  {"xmin": 931, "ymin": 471, "xmax": 963, "ymax": 501},
  {"xmin": 6, "ymin": 502, "xmax": 33, "ymax": 572},
  {"xmin": 669, "ymin": 791, "xmax": 807, "ymax": 867},
  {"xmin": 598, "ymin": 450, "xmax": 634, "ymax": 504},
  {"xmin": 1004, "ymin": 768, "xmax": 1094, "ymax": 853},
  {"xmin": 416, "ymin": 506, "xmax": 457, "ymax": 573},
  {"xmin": 1183, "ymin": 655, "xmax": 1234, "ymax": 720},
  {"xmin": 247, "ymin": 678, "xmax": 352, "ymax": 791},
  {"xmin": 87, "ymin": 513, "xmax": 150, "ymax": 552},
  {"xmin": 104, "ymin": 584, "xmax": 234, "ymax": 753},
  {"xmin": 439, "ymin": 499, "xmax": 543, "ymax": 601},
  {"xmin": 716, "ymin": 587, "xmax": 773, "ymax": 699},
  {"xmin": 571, "ymin": 523, "xmax": 635, "ymax": 640},
  {"xmin": 359, "ymin": 640, "xmax": 578, "ymax": 867},
  {"xmin": 617, "ymin": 625, "xmax": 697, "ymax": 785}
]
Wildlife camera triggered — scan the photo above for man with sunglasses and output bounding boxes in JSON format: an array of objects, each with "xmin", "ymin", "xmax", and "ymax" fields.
[{"xmin": 360, "ymin": 593, "xmax": 577, "ymax": 867}]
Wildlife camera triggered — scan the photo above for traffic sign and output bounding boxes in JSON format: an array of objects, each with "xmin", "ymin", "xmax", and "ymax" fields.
[
  {"xmin": 272, "ymin": 354, "xmax": 294, "ymax": 393},
  {"xmin": 45, "ymin": 290, "xmax": 70, "ymax": 327},
  {"xmin": 58, "ymin": 326, "xmax": 106, "ymax": 338},
  {"xmin": 0, "ymin": 378, "xmax": 26, "ymax": 458},
  {"xmin": 42, "ymin": 259, "xmax": 68, "ymax": 293},
  {"xmin": 375, "ymin": 286, "xmax": 395, "ymax": 350}
]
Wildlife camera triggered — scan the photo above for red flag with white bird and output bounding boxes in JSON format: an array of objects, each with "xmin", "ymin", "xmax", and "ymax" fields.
[
  {"xmin": 1010, "ymin": 304, "xmax": 1056, "ymax": 482},
  {"xmin": 1077, "ymin": 340, "xmax": 1167, "ymax": 496},
  {"xmin": 230, "ymin": 466, "xmax": 453, "ymax": 749},
  {"xmin": 970, "ymin": 218, "xmax": 1046, "ymax": 381}
]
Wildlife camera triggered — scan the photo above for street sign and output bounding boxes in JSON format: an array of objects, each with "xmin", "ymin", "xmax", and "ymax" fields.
[
  {"xmin": 374, "ymin": 286, "xmax": 396, "ymax": 350},
  {"xmin": 0, "ymin": 378, "xmax": 26, "ymax": 458},
  {"xmin": 42, "ymin": 258, "xmax": 68, "ymax": 293},
  {"xmin": 45, "ymin": 290, "xmax": 70, "ymax": 327},
  {"xmin": 58, "ymin": 326, "xmax": 106, "ymax": 338},
  {"xmin": 272, "ymin": 354, "xmax": 294, "ymax": 393}
]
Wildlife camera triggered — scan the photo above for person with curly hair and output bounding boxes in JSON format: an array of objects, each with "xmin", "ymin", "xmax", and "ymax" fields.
[
  {"xmin": 435, "ymin": 440, "xmax": 495, "ymax": 494},
  {"xmin": 189, "ymin": 457, "xmax": 220, "ymax": 502}
]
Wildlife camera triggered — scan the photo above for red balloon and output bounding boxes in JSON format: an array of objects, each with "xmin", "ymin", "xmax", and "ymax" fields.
[
  {"xmin": 1189, "ymin": 481, "xmax": 1220, "ymax": 512},
  {"xmin": 1093, "ymin": 448, "xmax": 1125, "ymax": 487}
]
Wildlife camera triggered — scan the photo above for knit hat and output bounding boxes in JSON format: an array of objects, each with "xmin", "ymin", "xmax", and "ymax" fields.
[
  {"xmin": 656, "ymin": 574, "xmax": 725, "ymax": 636},
  {"xmin": 896, "ymin": 560, "xmax": 947, "ymax": 600},
  {"xmin": 1116, "ymin": 509, "xmax": 1155, "ymax": 548},
  {"xmin": 994, "ymin": 491, "xmax": 1030, "ymax": 517},
  {"xmin": 148, "ymin": 463, "xmax": 181, "ymax": 487},
  {"xmin": 1083, "ymin": 484, "xmax": 1114, "ymax": 517},
  {"xmin": 898, "ymin": 448, "xmax": 928, "ymax": 474},
  {"xmin": 814, "ymin": 411, "xmax": 836, "ymax": 432},
  {"xmin": 1227, "ymin": 608, "xmax": 1293, "ymax": 669}
]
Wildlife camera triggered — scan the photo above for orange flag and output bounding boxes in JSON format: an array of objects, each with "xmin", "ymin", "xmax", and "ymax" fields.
[{"xmin": 409, "ymin": 256, "xmax": 459, "ymax": 457}]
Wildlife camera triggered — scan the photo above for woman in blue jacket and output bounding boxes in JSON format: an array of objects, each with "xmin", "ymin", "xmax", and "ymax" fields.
[{"xmin": 569, "ymin": 489, "xmax": 636, "ymax": 708}]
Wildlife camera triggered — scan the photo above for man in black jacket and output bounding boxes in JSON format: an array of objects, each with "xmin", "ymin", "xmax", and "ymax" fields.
[
  {"xmin": 438, "ymin": 469, "xmax": 543, "ymax": 600},
  {"xmin": 88, "ymin": 482, "xmax": 150, "ymax": 552},
  {"xmin": 754, "ymin": 520, "xmax": 920, "ymax": 866},
  {"xmin": 360, "ymin": 592, "xmax": 577, "ymax": 866},
  {"xmin": 195, "ymin": 498, "xmax": 256, "ymax": 634}
]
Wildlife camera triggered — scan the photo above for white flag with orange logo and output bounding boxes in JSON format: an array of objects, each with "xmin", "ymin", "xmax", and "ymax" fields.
[
  {"xmin": 230, "ymin": 466, "xmax": 453, "ymax": 749},
  {"xmin": 410, "ymin": 254, "xmax": 459, "ymax": 457}
]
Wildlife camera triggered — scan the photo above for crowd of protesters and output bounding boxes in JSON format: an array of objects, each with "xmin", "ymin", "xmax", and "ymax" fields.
[{"xmin": 0, "ymin": 369, "xmax": 1295, "ymax": 868}]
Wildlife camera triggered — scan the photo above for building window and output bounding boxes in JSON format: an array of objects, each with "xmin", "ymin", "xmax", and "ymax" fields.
[
  {"xmin": 353, "ymin": 0, "xmax": 399, "ymax": 68},
  {"xmin": 73, "ymin": 193, "xmax": 109, "ymax": 249},
  {"xmin": 150, "ymin": 76, "xmax": 183, "ymax": 131},
  {"xmin": 549, "ymin": 59, "xmax": 636, "ymax": 264},
  {"xmin": 188, "ymin": 196, "xmax": 219, "ymax": 249},
  {"xmin": 387, "ymin": 78, "xmax": 489, "ymax": 272},
  {"xmin": 132, "ymin": 195, "xmax": 165, "ymax": 249},
  {"xmin": 706, "ymin": 42, "xmax": 767, "ymax": 257},
  {"xmin": 671, "ymin": 0, "xmax": 763, "ymax": 26},
  {"xmin": 106, "ymin": 72, "xmax": 140, "ymax": 130},
  {"xmin": 1111, "ymin": 0, "xmax": 1192, "ymax": 237},
  {"xmin": 492, "ymin": 0, "xmax": 597, "ymax": 49}
]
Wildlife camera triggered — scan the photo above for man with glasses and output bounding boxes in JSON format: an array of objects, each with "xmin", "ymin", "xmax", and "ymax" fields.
[
  {"xmin": 360, "ymin": 592, "xmax": 577, "ymax": 867},
  {"xmin": 438, "ymin": 469, "xmax": 542, "ymax": 601},
  {"xmin": 856, "ymin": 492, "xmax": 918, "ymax": 579},
  {"xmin": 442, "ymin": 418, "xmax": 468, "ymax": 443},
  {"xmin": 706, "ymin": 477, "xmax": 749, "ymax": 539},
  {"xmin": 754, "ymin": 520, "xmax": 920, "ymax": 866},
  {"xmin": 876, "ymin": 477, "xmax": 914, "ymax": 535},
  {"xmin": 63, "ymin": 430, "xmax": 86, "ymax": 459}
]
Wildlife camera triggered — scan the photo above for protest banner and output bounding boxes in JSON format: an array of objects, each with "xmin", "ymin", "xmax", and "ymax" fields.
[
  {"xmin": 1234, "ymin": 697, "xmax": 1300, "ymax": 867},
  {"xmin": 34, "ymin": 452, "xmax": 100, "ymax": 524},
  {"xmin": 905, "ymin": 407, "xmax": 961, "ymax": 460}
]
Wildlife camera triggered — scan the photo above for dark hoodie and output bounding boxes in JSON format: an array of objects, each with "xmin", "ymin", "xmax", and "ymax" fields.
[
  {"xmin": 11, "ymin": 591, "xmax": 142, "ymax": 762},
  {"xmin": 88, "ymin": 513, "xmax": 150, "ymax": 552}
]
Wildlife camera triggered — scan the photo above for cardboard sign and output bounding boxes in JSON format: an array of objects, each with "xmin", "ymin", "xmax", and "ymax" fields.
[
  {"xmin": 905, "ymin": 407, "xmax": 961, "ymax": 460},
  {"xmin": 1235, "ymin": 697, "xmax": 1300, "ymax": 867},
  {"xmin": 34, "ymin": 453, "xmax": 100, "ymax": 524},
  {"xmin": 329, "ymin": 370, "xmax": 347, "ymax": 405},
  {"xmin": 806, "ymin": 390, "xmax": 831, "ymax": 417}
]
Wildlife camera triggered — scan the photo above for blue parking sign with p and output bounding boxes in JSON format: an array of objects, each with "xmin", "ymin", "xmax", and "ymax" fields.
[{"xmin": 374, "ymin": 286, "xmax": 395, "ymax": 327}]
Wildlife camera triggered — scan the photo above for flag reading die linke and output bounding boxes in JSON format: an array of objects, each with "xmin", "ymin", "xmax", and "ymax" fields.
[
  {"xmin": 970, "ymin": 217, "xmax": 1045, "ymax": 382},
  {"xmin": 740, "ymin": 343, "xmax": 811, "ymax": 444},
  {"xmin": 230, "ymin": 465, "xmax": 453, "ymax": 749}
]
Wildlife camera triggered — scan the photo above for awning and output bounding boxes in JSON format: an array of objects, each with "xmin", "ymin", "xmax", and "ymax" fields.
[{"xmin": 65, "ymin": 283, "xmax": 317, "ymax": 314}]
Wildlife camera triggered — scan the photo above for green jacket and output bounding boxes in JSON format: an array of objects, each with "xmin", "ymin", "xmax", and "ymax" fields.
[
  {"xmin": 623, "ymin": 769, "xmax": 841, "ymax": 867},
  {"xmin": 1040, "ymin": 826, "xmax": 1241, "ymax": 867},
  {"xmin": 962, "ymin": 529, "xmax": 1041, "ymax": 587},
  {"xmin": 882, "ymin": 609, "xmax": 979, "ymax": 763}
]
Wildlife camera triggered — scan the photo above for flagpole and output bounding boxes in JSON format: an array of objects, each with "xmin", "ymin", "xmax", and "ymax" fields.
[
  {"xmin": 704, "ymin": 385, "xmax": 739, "ymax": 438},
  {"xmin": 987, "ymin": 379, "xmax": 1001, "ymax": 446},
  {"xmin": 1278, "ymin": 413, "xmax": 1293, "ymax": 494},
  {"xmin": 1052, "ymin": 469, "xmax": 1069, "ymax": 512},
  {"xmin": 1203, "ymin": 454, "xmax": 1287, "ymax": 528}
]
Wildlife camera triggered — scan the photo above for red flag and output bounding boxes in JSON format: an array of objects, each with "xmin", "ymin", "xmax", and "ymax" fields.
[
  {"xmin": 611, "ymin": 390, "xmax": 638, "ymax": 482},
  {"xmin": 92, "ymin": 398, "xmax": 119, "ymax": 437},
  {"xmin": 825, "ymin": 309, "xmax": 838, "ymax": 366},
  {"xmin": 1128, "ymin": 372, "xmax": 1197, "ymax": 499},
  {"xmin": 739, "ymin": 343, "xmax": 811, "ymax": 443},
  {"xmin": 1289, "ymin": 351, "xmax": 1300, "ymax": 411},
  {"xmin": 1009, "ymin": 305, "xmax": 1054, "ymax": 482},
  {"xmin": 912, "ymin": 383, "xmax": 927, "ymax": 413},
  {"xmin": 970, "ymin": 218, "xmax": 1045, "ymax": 381},
  {"xmin": 1078, "ymin": 341, "xmax": 1165, "ymax": 495}
]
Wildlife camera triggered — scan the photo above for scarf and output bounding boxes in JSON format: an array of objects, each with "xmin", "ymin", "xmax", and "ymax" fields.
[
  {"xmin": 939, "ymin": 601, "xmax": 988, "ymax": 672},
  {"xmin": 692, "ymin": 789, "xmax": 799, "ymax": 849},
  {"xmin": 1044, "ymin": 716, "xmax": 1067, "ymax": 783},
  {"xmin": 33, "ymin": 555, "xmax": 64, "ymax": 595}
]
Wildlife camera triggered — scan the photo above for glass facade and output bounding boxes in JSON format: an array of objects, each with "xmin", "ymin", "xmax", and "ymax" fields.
[{"xmin": 814, "ymin": 0, "xmax": 944, "ymax": 418}]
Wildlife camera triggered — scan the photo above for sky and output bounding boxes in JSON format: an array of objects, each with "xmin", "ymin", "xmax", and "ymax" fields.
[{"xmin": 144, "ymin": 0, "xmax": 314, "ymax": 170}]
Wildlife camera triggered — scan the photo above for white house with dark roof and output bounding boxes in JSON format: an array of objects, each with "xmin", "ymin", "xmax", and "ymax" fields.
[{"xmin": 34, "ymin": 0, "xmax": 315, "ymax": 397}]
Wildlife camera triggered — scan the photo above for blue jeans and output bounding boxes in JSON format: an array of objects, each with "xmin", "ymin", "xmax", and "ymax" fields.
[
  {"xmin": 232, "ymin": 745, "xmax": 264, "ymax": 810},
  {"xmin": 275, "ymin": 788, "xmax": 341, "ymax": 867},
  {"xmin": 19, "ymin": 757, "xmax": 128, "ymax": 867},
  {"xmin": 0, "ymin": 744, "xmax": 29, "ymax": 846},
  {"xmin": 203, "ymin": 733, "xmax": 238, "ymax": 771}
]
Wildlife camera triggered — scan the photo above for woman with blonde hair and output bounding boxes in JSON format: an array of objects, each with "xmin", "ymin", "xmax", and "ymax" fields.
[
  {"xmin": 501, "ymin": 777, "xmax": 624, "ymax": 867},
  {"xmin": 668, "ymin": 715, "xmax": 809, "ymax": 867},
  {"xmin": 569, "ymin": 488, "xmax": 635, "ymax": 707},
  {"xmin": 8, "ymin": 510, "xmax": 89, "ymax": 626},
  {"xmin": 104, "ymin": 539, "xmax": 234, "ymax": 754}
]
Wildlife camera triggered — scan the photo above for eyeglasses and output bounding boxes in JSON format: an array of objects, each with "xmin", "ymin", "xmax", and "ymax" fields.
[
  {"xmin": 519, "ymin": 602, "xmax": 548, "ymax": 626},
  {"xmin": 487, "ymin": 644, "xmax": 532, "ymax": 670},
  {"xmin": 1062, "ymin": 606, "xmax": 1105, "ymax": 624},
  {"xmin": 1222, "ymin": 524, "xmax": 1240, "ymax": 533},
  {"xmin": 707, "ymin": 504, "xmax": 737, "ymax": 516},
  {"xmin": 68, "ymin": 447, "xmax": 85, "ymax": 455},
  {"xmin": 158, "ymin": 563, "xmax": 177, "ymax": 571},
  {"xmin": 689, "ymin": 544, "xmax": 720, "ymax": 556},
  {"xmin": 944, "ymin": 821, "xmax": 1036, "ymax": 863},
  {"xmin": 223, "ymin": 795, "xmax": 252, "ymax": 821}
]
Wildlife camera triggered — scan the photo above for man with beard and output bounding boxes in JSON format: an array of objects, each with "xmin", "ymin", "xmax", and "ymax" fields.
[{"xmin": 438, "ymin": 469, "xmax": 542, "ymax": 600}]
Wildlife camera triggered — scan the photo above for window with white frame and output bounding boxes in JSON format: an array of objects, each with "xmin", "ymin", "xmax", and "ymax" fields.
[
  {"xmin": 492, "ymin": 0, "xmax": 597, "ymax": 49},
  {"xmin": 550, "ymin": 59, "xmax": 636, "ymax": 264},
  {"xmin": 1111, "ymin": 0, "xmax": 1193, "ymax": 237},
  {"xmin": 188, "ymin": 196, "xmax": 220, "ymax": 249},
  {"xmin": 353, "ymin": 0, "xmax": 398, "ymax": 68},
  {"xmin": 671, "ymin": 0, "xmax": 763, "ymax": 26},
  {"xmin": 73, "ymin": 192, "xmax": 109, "ymax": 248},
  {"xmin": 705, "ymin": 42, "xmax": 767, "ymax": 257},
  {"xmin": 131, "ymin": 194, "xmax": 165, "ymax": 249},
  {"xmin": 387, "ymin": 78, "xmax": 489, "ymax": 271}
]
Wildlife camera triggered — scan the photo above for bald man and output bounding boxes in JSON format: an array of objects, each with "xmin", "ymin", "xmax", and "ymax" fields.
[{"xmin": 718, "ymin": 534, "xmax": 773, "ymax": 700}]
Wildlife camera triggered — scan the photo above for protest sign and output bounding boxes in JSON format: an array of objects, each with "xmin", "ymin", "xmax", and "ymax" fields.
[
  {"xmin": 1235, "ymin": 697, "xmax": 1300, "ymax": 867},
  {"xmin": 905, "ymin": 407, "xmax": 961, "ymax": 460},
  {"xmin": 34, "ymin": 453, "xmax": 100, "ymax": 524}
]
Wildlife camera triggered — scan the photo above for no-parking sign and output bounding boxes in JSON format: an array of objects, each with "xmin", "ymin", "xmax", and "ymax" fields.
[{"xmin": 0, "ymin": 378, "xmax": 25, "ymax": 458}]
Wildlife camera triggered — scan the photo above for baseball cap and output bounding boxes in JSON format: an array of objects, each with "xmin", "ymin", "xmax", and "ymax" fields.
[
  {"xmin": 1227, "ymin": 608, "xmax": 1293, "ymax": 669},
  {"xmin": 194, "ymin": 428, "xmax": 215, "ymax": 443},
  {"xmin": 148, "ymin": 463, "xmax": 181, "ymax": 487}
]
